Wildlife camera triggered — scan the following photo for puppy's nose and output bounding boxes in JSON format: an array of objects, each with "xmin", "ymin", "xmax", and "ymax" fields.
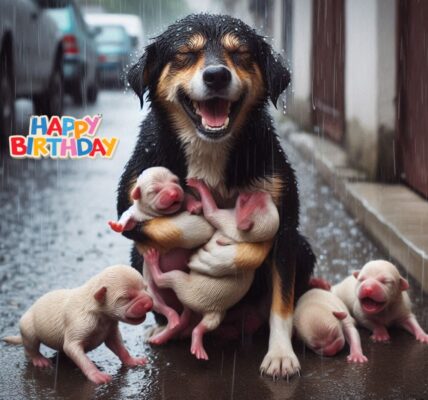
[
  {"xmin": 361, "ymin": 286, "xmax": 373, "ymax": 297},
  {"xmin": 203, "ymin": 66, "xmax": 231, "ymax": 90}
]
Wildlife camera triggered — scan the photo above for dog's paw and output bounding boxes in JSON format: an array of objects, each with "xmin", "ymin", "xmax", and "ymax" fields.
[{"xmin": 260, "ymin": 351, "xmax": 301, "ymax": 380}]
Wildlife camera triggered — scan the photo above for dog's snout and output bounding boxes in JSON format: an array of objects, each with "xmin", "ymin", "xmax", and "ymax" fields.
[{"xmin": 203, "ymin": 66, "xmax": 231, "ymax": 90}]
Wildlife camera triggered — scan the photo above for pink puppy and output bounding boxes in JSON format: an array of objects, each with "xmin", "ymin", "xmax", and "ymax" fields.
[
  {"xmin": 109, "ymin": 166, "xmax": 200, "ymax": 233},
  {"xmin": 332, "ymin": 260, "xmax": 428, "ymax": 343},
  {"xmin": 3, "ymin": 265, "xmax": 153, "ymax": 385},
  {"xmin": 294, "ymin": 288, "xmax": 367, "ymax": 362},
  {"xmin": 144, "ymin": 179, "xmax": 279, "ymax": 360},
  {"xmin": 108, "ymin": 167, "xmax": 214, "ymax": 346}
]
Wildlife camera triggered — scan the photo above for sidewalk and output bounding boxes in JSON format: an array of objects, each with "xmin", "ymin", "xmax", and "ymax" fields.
[{"xmin": 278, "ymin": 119, "xmax": 428, "ymax": 292}]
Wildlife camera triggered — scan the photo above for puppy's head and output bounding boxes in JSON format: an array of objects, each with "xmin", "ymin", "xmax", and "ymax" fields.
[
  {"xmin": 296, "ymin": 305, "xmax": 345, "ymax": 357},
  {"xmin": 353, "ymin": 260, "xmax": 409, "ymax": 315},
  {"xmin": 92, "ymin": 265, "xmax": 153, "ymax": 325},
  {"xmin": 132, "ymin": 167, "xmax": 184, "ymax": 216},
  {"xmin": 128, "ymin": 14, "xmax": 290, "ymax": 142}
]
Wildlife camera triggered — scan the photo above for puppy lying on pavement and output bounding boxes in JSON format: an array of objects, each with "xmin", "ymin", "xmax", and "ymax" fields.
[
  {"xmin": 332, "ymin": 260, "xmax": 428, "ymax": 344},
  {"xmin": 294, "ymin": 288, "xmax": 368, "ymax": 363},
  {"xmin": 3, "ymin": 265, "xmax": 153, "ymax": 385}
]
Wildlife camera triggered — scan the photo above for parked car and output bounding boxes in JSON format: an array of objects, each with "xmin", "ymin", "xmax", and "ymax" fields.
[
  {"xmin": 0, "ymin": 0, "xmax": 64, "ymax": 138},
  {"xmin": 85, "ymin": 13, "xmax": 144, "ymax": 53},
  {"xmin": 46, "ymin": 0, "xmax": 99, "ymax": 105},
  {"xmin": 91, "ymin": 24, "xmax": 132, "ymax": 87}
]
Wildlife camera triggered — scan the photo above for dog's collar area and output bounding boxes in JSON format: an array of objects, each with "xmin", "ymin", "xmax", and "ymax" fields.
[{"xmin": 178, "ymin": 89, "xmax": 244, "ymax": 140}]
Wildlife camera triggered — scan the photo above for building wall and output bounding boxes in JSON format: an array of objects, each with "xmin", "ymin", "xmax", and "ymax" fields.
[
  {"xmin": 288, "ymin": 0, "xmax": 313, "ymax": 129},
  {"xmin": 345, "ymin": 0, "xmax": 396, "ymax": 179},
  {"xmin": 344, "ymin": 0, "xmax": 379, "ymax": 177}
]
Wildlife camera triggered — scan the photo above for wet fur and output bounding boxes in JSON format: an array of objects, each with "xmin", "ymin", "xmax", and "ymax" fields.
[{"xmin": 118, "ymin": 14, "xmax": 316, "ymax": 356}]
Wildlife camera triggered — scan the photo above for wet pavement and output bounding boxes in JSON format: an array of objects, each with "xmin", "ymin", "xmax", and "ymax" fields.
[{"xmin": 1, "ymin": 91, "xmax": 427, "ymax": 400}]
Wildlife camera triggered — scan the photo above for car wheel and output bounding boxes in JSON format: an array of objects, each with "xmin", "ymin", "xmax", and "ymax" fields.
[
  {"xmin": 33, "ymin": 60, "xmax": 64, "ymax": 116},
  {"xmin": 87, "ymin": 76, "xmax": 98, "ymax": 104},
  {"xmin": 72, "ymin": 69, "xmax": 88, "ymax": 106},
  {"xmin": 0, "ymin": 48, "xmax": 15, "ymax": 139}
]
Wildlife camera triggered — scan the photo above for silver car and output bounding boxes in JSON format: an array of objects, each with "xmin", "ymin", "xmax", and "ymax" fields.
[{"xmin": 0, "ymin": 0, "xmax": 64, "ymax": 138}]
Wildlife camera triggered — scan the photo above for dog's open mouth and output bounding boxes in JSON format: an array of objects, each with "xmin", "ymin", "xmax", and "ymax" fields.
[
  {"xmin": 178, "ymin": 90, "xmax": 243, "ymax": 139},
  {"xmin": 360, "ymin": 297, "xmax": 386, "ymax": 314}
]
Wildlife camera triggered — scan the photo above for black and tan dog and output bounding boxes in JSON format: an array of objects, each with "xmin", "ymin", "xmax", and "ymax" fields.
[{"xmin": 117, "ymin": 14, "xmax": 315, "ymax": 379}]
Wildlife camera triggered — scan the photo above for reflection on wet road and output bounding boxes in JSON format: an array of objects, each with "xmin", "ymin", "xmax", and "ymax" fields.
[{"xmin": 0, "ymin": 91, "xmax": 427, "ymax": 399}]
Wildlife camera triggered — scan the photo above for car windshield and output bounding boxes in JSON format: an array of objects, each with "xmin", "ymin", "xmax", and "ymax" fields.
[
  {"xmin": 96, "ymin": 26, "xmax": 128, "ymax": 45},
  {"xmin": 47, "ymin": 7, "xmax": 72, "ymax": 33}
]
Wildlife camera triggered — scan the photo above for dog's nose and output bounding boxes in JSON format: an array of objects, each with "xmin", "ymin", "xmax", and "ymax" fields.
[{"xmin": 203, "ymin": 66, "xmax": 231, "ymax": 90}]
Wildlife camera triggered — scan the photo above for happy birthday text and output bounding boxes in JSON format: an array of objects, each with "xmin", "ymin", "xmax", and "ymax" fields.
[{"xmin": 9, "ymin": 115, "xmax": 119, "ymax": 159}]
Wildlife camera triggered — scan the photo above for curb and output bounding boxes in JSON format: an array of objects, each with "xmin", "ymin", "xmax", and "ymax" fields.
[{"xmin": 279, "ymin": 123, "xmax": 428, "ymax": 292}]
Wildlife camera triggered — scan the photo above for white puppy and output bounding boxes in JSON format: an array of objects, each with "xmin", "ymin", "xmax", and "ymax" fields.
[
  {"xmin": 4, "ymin": 265, "xmax": 153, "ymax": 385},
  {"xmin": 332, "ymin": 260, "xmax": 428, "ymax": 343},
  {"xmin": 294, "ymin": 288, "xmax": 367, "ymax": 362}
]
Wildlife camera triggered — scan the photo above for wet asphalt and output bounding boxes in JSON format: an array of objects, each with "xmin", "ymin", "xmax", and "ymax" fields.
[{"xmin": 0, "ymin": 91, "xmax": 427, "ymax": 400}]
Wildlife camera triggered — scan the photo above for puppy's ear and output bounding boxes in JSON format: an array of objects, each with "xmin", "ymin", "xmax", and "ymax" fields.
[
  {"xmin": 94, "ymin": 286, "xmax": 107, "ymax": 303},
  {"xmin": 399, "ymin": 277, "xmax": 409, "ymax": 291},
  {"xmin": 131, "ymin": 186, "xmax": 142, "ymax": 200},
  {"xmin": 128, "ymin": 43, "xmax": 157, "ymax": 108},
  {"xmin": 258, "ymin": 40, "xmax": 290, "ymax": 107},
  {"xmin": 332, "ymin": 311, "xmax": 347, "ymax": 321},
  {"xmin": 352, "ymin": 270, "xmax": 360, "ymax": 279}
]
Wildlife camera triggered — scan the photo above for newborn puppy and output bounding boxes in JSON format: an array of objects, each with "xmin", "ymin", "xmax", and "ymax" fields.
[
  {"xmin": 109, "ymin": 167, "xmax": 213, "ymax": 345},
  {"xmin": 109, "ymin": 166, "xmax": 201, "ymax": 233},
  {"xmin": 3, "ymin": 265, "xmax": 153, "ymax": 385},
  {"xmin": 332, "ymin": 260, "xmax": 428, "ymax": 343},
  {"xmin": 144, "ymin": 179, "xmax": 279, "ymax": 360},
  {"xmin": 294, "ymin": 289, "xmax": 367, "ymax": 363}
]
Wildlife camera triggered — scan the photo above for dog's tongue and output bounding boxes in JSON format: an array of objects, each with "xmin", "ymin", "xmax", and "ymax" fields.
[{"xmin": 198, "ymin": 98, "xmax": 229, "ymax": 127}]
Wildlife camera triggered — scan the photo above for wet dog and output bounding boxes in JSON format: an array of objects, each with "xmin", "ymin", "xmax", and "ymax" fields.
[{"xmin": 117, "ymin": 13, "xmax": 316, "ymax": 378}]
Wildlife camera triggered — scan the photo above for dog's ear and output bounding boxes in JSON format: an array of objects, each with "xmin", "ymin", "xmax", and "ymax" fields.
[
  {"xmin": 258, "ymin": 41, "xmax": 290, "ymax": 107},
  {"xmin": 128, "ymin": 43, "xmax": 157, "ymax": 108}
]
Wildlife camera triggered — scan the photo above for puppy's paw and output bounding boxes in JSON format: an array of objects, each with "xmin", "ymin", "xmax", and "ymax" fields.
[
  {"xmin": 186, "ymin": 178, "xmax": 202, "ymax": 189},
  {"xmin": 123, "ymin": 356, "xmax": 147, "ymax": 367},
  {"xmin": 88, "ymin": 370, "xmax": 112, "ymax": 385},
  {"xmin": 260, "ymin": 351, "xmax": 301, "ymax": 380},
  {"xmin": 144, "ymin": 248, "xmax": 160, "ymax": 266},
  {"xmin": 416, "ymin": 333, "xmax": 428, "ymax": 344},
  {"xmin": 31, "ymin": 355, "xmax": 52, "ymax": 368},
  {"xmin": 186, "ymin": 197, "xmax": 202, "ymax": 215},
  {"xmin": 108, "ymin": 221, "xmax": 124, "ymax": 233},
  {"xmin": 370, "ymin": 331, "xmax": 390, "ymax": 343},
  {"xmin": 191, "ymin": 343, "xmax": 209, "ymax": 360},
  {"xmin": 347, "ymin": 353, "xmax": 368, "ymax": 363}
]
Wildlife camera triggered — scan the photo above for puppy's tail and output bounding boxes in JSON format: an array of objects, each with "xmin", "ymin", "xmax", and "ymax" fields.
[{"xmin": 3, "ymin": 335, "xmax": 23, "ymax": 345}]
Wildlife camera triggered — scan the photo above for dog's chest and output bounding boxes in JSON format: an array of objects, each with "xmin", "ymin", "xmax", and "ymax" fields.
[{"xmin": 184, "ymin": 137, "xmax": 236, "ymax": 204}]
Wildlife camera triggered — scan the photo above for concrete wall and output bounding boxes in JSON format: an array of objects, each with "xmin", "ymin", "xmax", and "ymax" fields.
[
  {"xmin": 345, "ymin": 0, "xmax": 396, "ymax": 180},
  {"xmin": 288, "ymin": 0, "xmax": 313, "ymax": 129}
]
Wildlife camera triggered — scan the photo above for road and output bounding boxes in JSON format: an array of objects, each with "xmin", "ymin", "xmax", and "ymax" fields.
[{"xmin": 0, "ymin": 91, "xmax": 427, "ymax": 400}]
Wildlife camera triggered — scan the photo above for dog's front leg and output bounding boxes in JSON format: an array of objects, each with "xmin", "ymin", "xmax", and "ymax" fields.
[{"xmin": 260, "ymin": 246, "xmax": 300, "ymax": 379}]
